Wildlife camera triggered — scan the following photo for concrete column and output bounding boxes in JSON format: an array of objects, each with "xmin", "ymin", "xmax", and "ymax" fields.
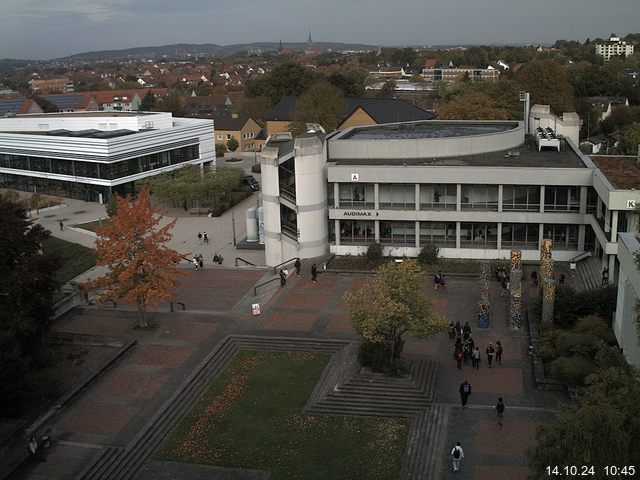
[
  {"xmin": 539, "ymin": 185, "xmax": 545, "ymax": 213},
  {"xmin": 578, "ymin": 224, "xmax": 586, "ymax": 251},
  {"xmin": 375, "ymin": 220, "xmax": 380, "ymax": 242},
  {"xmin": 611, "ymin": 210, "xmax": 619, "ymax": 241},
  {"xmin": 374, "ymin": 183, "xmax": 379, "ymax": 210},
  {"xmin": 608, "ymin": 254, "xmax": 616, "ymax": 281},
  {"xmin": 579, "ymin": 186, "xmax": 587, "ymax": 214},
  {"xmin": 498, "ymin": 185, "xmax": 503, "ymax": 213},
  {"xmin": 497, "ymin": 223, "xmax": 502, "ymax": 250},
  {"xmin": 538, "ymin": 223, "xmax": 544, "ymax": 250},
  {"xmin": 456, "ymin": 222, "xmax": 461, "ymax": 249},
  {"xmin": 415, "ymin": 184, "xmax": 420, "ymax": 211},
  {"xmin": 333, "ymin": 183, "xmax": 339, "ymax": 209},
  {"xmin": 335, "ymin": 219, "xmax": 341, "ymax": 246},
  {"xmin": 415, "ymin": 221, "xmax": 420, "ymax": 248},
  {"xmin": 456, "ymin": 184, "xmax": 462, "ymax": 211},
  {"xmin": 605, "ymin": 208, "xmax": 611, "ymax": 233}
]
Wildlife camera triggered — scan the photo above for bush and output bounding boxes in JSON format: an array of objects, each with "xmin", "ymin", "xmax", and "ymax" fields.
[
  {"xmin": 366, "ymin": 242, "xmax": 384, "ymax": 267},
  {"xmin": 358, "ymin": 342, "xmax": 392, "ymax": 372},
  {"xmin": 548, "ymin": 356, "xmax": 595, "ymax": 386},
  {"xmin": 417, "ymin": 244, "xmax": 439, "ymax": 266},
  {"xmin": 251, "ymin": 163, "xmax": 261, "ymax": 173},
  {"xmin": 574, "ymin": 315, "xmax": 616, "ymax": 343},
  {"xmin": 553, "ymin": 285, "xmax": 617, "ymax": 328},
  {"xmin": 106, "ymin": 196, "xmax": 117, "ymax": 217},
  {"xmin": 215, "ymin": 143, "xmax": 227, "ymax": 157}
]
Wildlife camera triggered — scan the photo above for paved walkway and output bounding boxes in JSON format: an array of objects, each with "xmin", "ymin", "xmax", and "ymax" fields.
[{"xmin": 10, "ymin": 261, "xmax": 566, "ymax": 480}]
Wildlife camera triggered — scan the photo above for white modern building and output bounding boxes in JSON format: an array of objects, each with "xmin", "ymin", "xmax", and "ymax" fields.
[
  {"xmin": 259, "ymin": 112, "xmax": 640, "ymax": 280},
  {"xmin": 614, "ymin": 232, "xmax": 640, "ymax": 367},
  {"xmin": 595, "ymin": 34, "xmax": 635, "ymax": 62},
  {"xmin": 0, "ymin": 111, "xmax": 214, "ymax": 202}
]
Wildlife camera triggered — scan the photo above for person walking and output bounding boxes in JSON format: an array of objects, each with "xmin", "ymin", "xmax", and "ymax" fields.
[
  {"xmin": 486, "ymin": 343, "xmax": 495, "ymax": 368},
  {"xmin": 203, "ymin": 232, "xmax": 209, "ymax": 245},
  {"xmin": 197, "ymin": 232, "xmax": 202, "ymax": 245},
  {"xmin": 433, "ymin": 271, "xmax": 441, "ymax": 290},
  {"xmin": 311, "ymin": 263, "xmax": 317, "ymax": 282},
  {"xmin": 495, "ymin": 340, "xmax": 503, "ymax": 365},
  {"xmin": 602, "ymin": 267, "xmax": 609, "ymax": 286},
  {"xmin": 217, "ymin": 254, "xmax": 224, "ymax": 265},
  {"xmin": 471, "ymin": 346, "xmax": 480, "ymax": 369},
  {"xmin": 294, "ymin": 258, "xmax": 301, "ymax": 276},
  {"xmin": 495, "ymin": 397, "xmax": 505, "ymax": 426},
  {"xmin": 213, "ymin": 253, "xmax": 220, "ymax": 264},
  {"xmin": 454, "ymin": 345, "xmax": 464, "ymax": 369},
  {"xmin": 198, "ymin": 254, "xmax": 204, "ymax": 270},
  {"xmin": 459, "ymin": 380, "xmax": 471, "ymax": 408},
  {"xmin": 448, "ymin": 321, "xmax": 456, "ymax": 341},
  {"xmin": 530, "ymin": 270, "xmax": 538, "ymax": 287},
  {"xmin": 559, "ymin": 273, "xmax": 565, "ymax": 285},
  {"xmin": 462, "ymin": 321, "xmax": 471, "ymax": 341},
  {"xmin": 58, "ymin": 219, "xmax": 64, "ymax": 231},
  {"xmin": 450, "ymin": 442, "xmax": 464, "ymax": 472},
  {"xmin": 279, "ymin": 269, "xmax": 287, "ymax": 287},
  {"xmin": 192, "ymin": 257, "xmax": 199, "ymax": 270},
  {"xmin": 569, "ymin": 260, "xmax": 576, "ymax": 278}
]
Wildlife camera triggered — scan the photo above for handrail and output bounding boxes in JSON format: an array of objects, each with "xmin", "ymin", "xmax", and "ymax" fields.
[
  {"xmin": 235, "ymin": 257, "xmax": 256, "ymax": 267},
  {"xmin": 272, "ymin": 257, "xmax": 300, "ymax": 274},
  {"xmin": 254, "ymin": 277, "xmax": 281, "ymax": 296},
  {"xmin": 570, "ymin": 251, "xmax": 592, "ymax": 263}
]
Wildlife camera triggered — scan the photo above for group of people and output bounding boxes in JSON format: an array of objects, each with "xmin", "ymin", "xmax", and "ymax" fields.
[
  {"xmin": 197, "ymin": 231, "xmax": 209, "ymax": 245},
  {"xmin": 280, "ymin": 260, "xmax": 318, "ymax": 287},
  {"xmin": 433, "ymin": 270, "xmax": 446, "ymax": 290}
]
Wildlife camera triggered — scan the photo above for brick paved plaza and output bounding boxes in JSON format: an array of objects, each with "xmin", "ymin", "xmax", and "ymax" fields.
[{"xmin": 15, "ymin": 263, "xmax": 566, "ymax": 479}]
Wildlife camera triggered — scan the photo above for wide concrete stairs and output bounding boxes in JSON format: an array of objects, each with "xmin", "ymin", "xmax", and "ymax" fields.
[
  {"xmin": 75, "ymin": 335, "xmax": 449, "ymax": 480},
  {"xmin": 576, "ymin": 257, "xmax": 606, "ymax": 291}
]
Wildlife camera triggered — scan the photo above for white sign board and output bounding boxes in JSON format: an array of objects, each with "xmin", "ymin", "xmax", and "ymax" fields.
[
  {"xmin": 351, "ymin": 173, "xmax": 359, "ymax": 181},
  {"xmin": 627, "ymin": 200, "xmax": 637, "ymax": 209},
  {"xmin": 251, "ymin": 303, "xmax": 261, "ymax": 316}
]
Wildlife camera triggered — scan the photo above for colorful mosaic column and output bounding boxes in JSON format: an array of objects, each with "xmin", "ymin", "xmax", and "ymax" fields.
[
  {"xmin": 542, "ymin": 278, "xmax": 556, "ymax": 323},
  {"xmin": 477, "ymin": 262, "xmax": 490, "ymax": 328},
  {"xmin": 510, "ymin": 268, "xmax": 522, "ymax": 328},
  {"xmin": 510, "ymin": 249, "xmax": 522, "ymax": 272}
]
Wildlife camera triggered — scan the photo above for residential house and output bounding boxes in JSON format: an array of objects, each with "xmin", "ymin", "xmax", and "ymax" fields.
[
  {"xmin": 421, "ymin": 64, "xmax": 500, "ymax": 83},
  {"xmin": 89, "ymin": 90, "xmax": 143, "ymax": 111},
  {"xmin": 213, "ymin": 114, "xmax": 262, "ymax": 152},
  {"xmin": 40, "ymin": 93, "xmax": 99, "ymax": 112},
  {"xmin": 28, "ymin": 77, "xmax": 74, "ymax": 94},
  {"xmin": 587, "ymin": 96, "xmax": 630, "ymax": 121},
  {"xmin": 595, "ymin": 34, "xmax": 635, "ymax": 62}
]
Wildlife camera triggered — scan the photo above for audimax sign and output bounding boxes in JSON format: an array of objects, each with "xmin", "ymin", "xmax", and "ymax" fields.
[{"xmin": 342, "ymin": 211, "xmax": 379, "ymax": 217}]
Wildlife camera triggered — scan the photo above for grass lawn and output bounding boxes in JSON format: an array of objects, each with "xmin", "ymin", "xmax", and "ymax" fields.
[
  {"xmin": 74, "ymin": 219, "xmax": 110, "ymax": 233},
  {"xmin": 156, "ymin": 351, "xmax": 408, "ymax": 480},
  {"xmin": 42, "ymin": 237, "xmax": 95, "ymax": 283}
]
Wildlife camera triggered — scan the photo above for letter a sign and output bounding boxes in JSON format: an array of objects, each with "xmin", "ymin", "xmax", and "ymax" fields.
[{"xmin": 351, "ymin": 173, "xmax": 359, "ymax": 181}]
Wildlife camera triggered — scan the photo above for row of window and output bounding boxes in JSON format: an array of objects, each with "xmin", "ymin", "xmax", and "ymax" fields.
[
  {"xmin": 0, "ymin": 145, "xmax": 199, "ymax": 181},
  {"xmin": 331, "ymin": 183, "xmax": 588, "ymax": 212},
  {"xmin": 336, "ymin": 220, "xmax": 582, "ymax": 250}
]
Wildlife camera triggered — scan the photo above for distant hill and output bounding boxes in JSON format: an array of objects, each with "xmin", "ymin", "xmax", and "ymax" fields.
[{"xmin": 60, "ymin": 42, "xmax": 378, "ymax": 61}]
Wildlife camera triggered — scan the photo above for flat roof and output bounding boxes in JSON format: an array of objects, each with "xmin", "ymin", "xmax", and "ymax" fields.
[
  {"xmin": 15, "ymin": 111, "xmax": 157, "ymax": 118},
  {"xmin": 340, "ymin": 121, "xmax": 519, "ymax": 140},
  {"xmin": 591, "ymin": 155, "xmax": 640, "ymax": 190},
  {"xmin": 330, "ymin": 140, "xmax": 587, "ymax": 169}
]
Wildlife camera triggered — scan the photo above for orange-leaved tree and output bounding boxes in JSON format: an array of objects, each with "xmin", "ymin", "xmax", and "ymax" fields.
[{"xmin": 84, "ymin": 187, "xmax": 186, "ymax": 327}]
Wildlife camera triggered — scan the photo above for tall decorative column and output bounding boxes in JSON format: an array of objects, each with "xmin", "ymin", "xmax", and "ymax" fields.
[
  {"xmin": 509, "ymin": 250, "xmax": 522, "ymax": 328},
  {"xmin": 477, "ymin": 261, "xmax": 490, "ymax": 328},
  {"xmin": 542, "ymin": 278, "xmax": 556, "ymax": 323},
  {"xmin": 510, "ymin": 249, "xmax": 522, "ymax": 272}
]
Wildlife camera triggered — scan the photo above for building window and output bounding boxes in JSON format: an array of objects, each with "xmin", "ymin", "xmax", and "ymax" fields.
[
  {"xmin": 338, "ymin": 183, "xmax": 374, "ymax": 208},
  {"xmin": 380, "ymin": 221, "xmax": 415, "ymax": 245},
  {"xmin": 419, "ymin": 184, "xmax": 456, "ymax": 209},
  {"xmin": 586, "ymin": 187, "xmax": 598, "ymax": 214},
  {"xmin": 419, "ymin": 222, "xmax": 456, "ymax": 247},
  {"xmin": 501, "ymin": 223, "xmax": 539, "ymax": 249},
  {"xmin": 339, "ymin": 220, "xmax": 375, "ymax": 245},
  {"xmin": 460, "ymin": 223, "xmax": 498, "ymax": 248},
  {"xmin": 280, "ymin": 204, "xmax": 298, "ymax": 240},
  {"xmin": 461, "ymin": 185, "xmax": 498, "ymax": 210},
  {"xmin": 379, "ymin": 184, "xmax": 415, "ymax": 209},
  {"xmin": 543, "ymin": 224, "xmax": 578, "ymax": 250},
  {"xmin": 502, "ymin": 186, "xmax": 540, "ymax": 211},
  {"xmin": 217, "ymin": 134, "xmax": 223, "ymax": 141},
  {"xmin": 226, "ymin": 134, "xmax": 231, "ymax": 140},
  {"xmin": 544, "ymin": 186, "xmax": 580, "ymax": 212}
]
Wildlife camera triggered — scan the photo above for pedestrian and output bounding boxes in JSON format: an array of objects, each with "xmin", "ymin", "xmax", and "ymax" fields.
[
  {"xmin": 471, "ymin": 346, "xmax": 480, "ymax": 369},
  {"xmin": 495, "ymin": 340, "xmax": 503, "ymax": 365},
  {"xmin": 433, "ymin": 271, "xmax": 441, "ymax": 290},
  {"xmin": 463, "ymin": 341, "xmax": 471, "ymax": 364},
  {"xmin": 486, "ymin": 343, "xmax": 495, "ymax": 368},
  {"xmin": 530, "ymin": 270, "xmax": 538, "ymax": 287},
  {"xmin": 203, "ymin": 232, "xmax": 209, "ymax": 244},
  {"xmin": 197, "ymin": 232, "xmax": 202, "ymax": 245},
  {"xmin": 450, "ymin": 442, "xmax": 464, "ymax": 472},
  {"xmin": 294, "ymin": 258, "xmax": 301, "ymax": 276},
  {"xmin": 602, "ymin": 267, "xmax": 609, "ymax": 286},
  {"xmin": 459, "ymin": 380, "xmax": 471, "ymax": 408},
  {"xmin": 462, "ymin": 321, "xmax": 471, "ymax": 341},
  {"xmin": 454, "ymin": 345, "xmax": 463, "ymax": 369},
  {"xmin": 438, "ymin": 270, "xmax": 446, "ymax": 288},
  {"xmin": 454, "ymin": 321, "xmax": 462, "ymax": 338},
  {"xmin": 279, "ymin": 269, "xmax": 287, "ymax": 287},
  {"xmin": 448, "ymin": 321, "xmax": 456, "ymax": 341},
  {"xmin": 311, "ymin": 263, "xmax": 317, "ymax": 282},
  {"xmin": 495, "ymin": 397, "xmax": 505, "ymax": 426},
  {"xmin": 192, "ymin": 257, "xmax": 199, "ymax": 270},
  {"xmin": 559, "ymin": 273, "xmax": 565, "ymax": 285},
  {"xmin": 217, "ymin": 254, "xmax": 224, "ymax": 265},
  {"xmin": 569, "ymin": 260, "xmax": 576, "ymax": 278},
  {"xmin": 59, "ymin": 219, "xmax": 64, "ymax": 231},
  {"xmin": 213, "ymin": 253, "xmax": 220, "ymax": 264},
  {"xmin": 198, "ymin": 254, "xmax": 204, "ymax": 270}
]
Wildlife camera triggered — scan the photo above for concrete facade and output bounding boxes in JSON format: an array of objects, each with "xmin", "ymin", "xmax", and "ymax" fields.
[{"xmin": 614, "ymin": 233, "xmax": 640, "ymax": 367}]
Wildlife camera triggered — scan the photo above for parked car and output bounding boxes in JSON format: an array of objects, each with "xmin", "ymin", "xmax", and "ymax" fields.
[{"xmin": 242, "ymin": 175, "xmax": 260, "ymax": 191}]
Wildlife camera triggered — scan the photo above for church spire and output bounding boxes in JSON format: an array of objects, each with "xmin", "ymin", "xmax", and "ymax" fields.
[{"xmin": 307, "ymin": 30, "xmax": 313, "ymax": 47}]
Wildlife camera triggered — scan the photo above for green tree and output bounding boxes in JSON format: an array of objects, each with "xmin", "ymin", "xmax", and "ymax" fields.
[
  {"xmin": 291, "ymin": 80, "xmax": 346, "ymax": 133},
  {"xmin": 215, "ymin": 142, "xmax": 228, "ymax": 157},
  {"xmin": 379, "ymin": 79, "xmax": 396, "ymax": 98},
  {"xmin": 343, "ymin": 259, "xmax": 449, "ymax": 366},
  {"xmin": 140, "ymin": 90, "xmax": 156, "ymax": 111},
  {"xmin": 236, "ymin": 95, "xmax": 272, "ymax": 124},
  {"xmin": 226, "ymin": 136, "xmax": 239, "ymax": 152},
  {"xmin": 516, "ymin": 59, "xmax": 575, "ymax": 114},
  {"xmin": 437, "ymin": 91, "xmax": 510, "ymax": 120},
  {"xmin": 156, "ymin": 92, "xmax": 183, "ymax": 116},
  {"xmin": 327, "ymin": 65, "xmax": 369, "ymax": 97},
  {"xmin": 618, "ymin": 122, "xmax": 640, "ymax": 155},
  {"xmin": 528, "ymin": 367, "xmax": 640, "ymax": 478},
  {"xmin": 245, "ymin": 63, "xmax": 317, "ymax": 104}
]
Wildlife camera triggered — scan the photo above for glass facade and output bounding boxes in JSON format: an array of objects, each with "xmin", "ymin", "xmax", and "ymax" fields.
[
  {"xmin": 502, "ymin": 186, "xmax": 540, "ymax": 211},
  {"xmin": 339, "ymin": 220, "xmax": 375, "ymax": 245},
  {"xmin": 419, "ymin": 222, "xmax": 456, "ymax": 247},
  {"xmin": 543, "ymin": 224, "xmax": 579, "ymax": 250},
  {"xmin": 461, "ymin": 185, "xmax": 499, "ymax": 210},
  {"xmin": 419, "ymin": 184, "xmax": 456, "ymax": 209},
  {"xmin": 380, "ymin": 221, "xmax": 415, "ymax": 245},
  {"xmin": 378, "ymin": 184, "xmax": 415, "ymax": 209},
  {"xmin": 0, "ymin": 144, "xmax": 199, "ymax": 181},
  {"xmin": 460, "ymin": 222, "xmax": 498, "ymax": 248},
  {"xmin": 338, "ymin": 183, "xmax": 374, "ymax": 208},
  {"xmin": 544, "ymin": 186, "xmax": 580, "ymax": 212},
  {"xmin": 501, "ymin": 223, "xmax": 539, "ymax": 249}
]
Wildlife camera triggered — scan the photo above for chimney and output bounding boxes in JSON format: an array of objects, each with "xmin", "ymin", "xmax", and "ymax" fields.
[{"xmin": 231, "ymin": 113, "xmax": 239, "ymax": 119}]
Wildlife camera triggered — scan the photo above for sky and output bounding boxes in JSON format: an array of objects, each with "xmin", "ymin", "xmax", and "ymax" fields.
[{"xmin": 1, "ymin": 0, "xmax": 639, "ymax": 60}]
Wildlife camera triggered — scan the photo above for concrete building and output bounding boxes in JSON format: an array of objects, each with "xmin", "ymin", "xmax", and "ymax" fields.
[
  {"xmin": 259, "ymin": 114, "xmax": 640, "ymax": 277},
  {"xmin": 0, "ymin": 111, "xmax": 215, "ymax": 202},
  {"xmin": 595, "ymin": 34, "xmax": 635, "ymax": 62},
  {"xmin": 614, "ymin": 232, "xmax": 640, "ymax": 367}
]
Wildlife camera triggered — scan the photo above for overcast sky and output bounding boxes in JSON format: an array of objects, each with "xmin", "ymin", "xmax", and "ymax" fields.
[{"xmin": 1, "ymin": 0, "xmax": 639, "ymax": 60}]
